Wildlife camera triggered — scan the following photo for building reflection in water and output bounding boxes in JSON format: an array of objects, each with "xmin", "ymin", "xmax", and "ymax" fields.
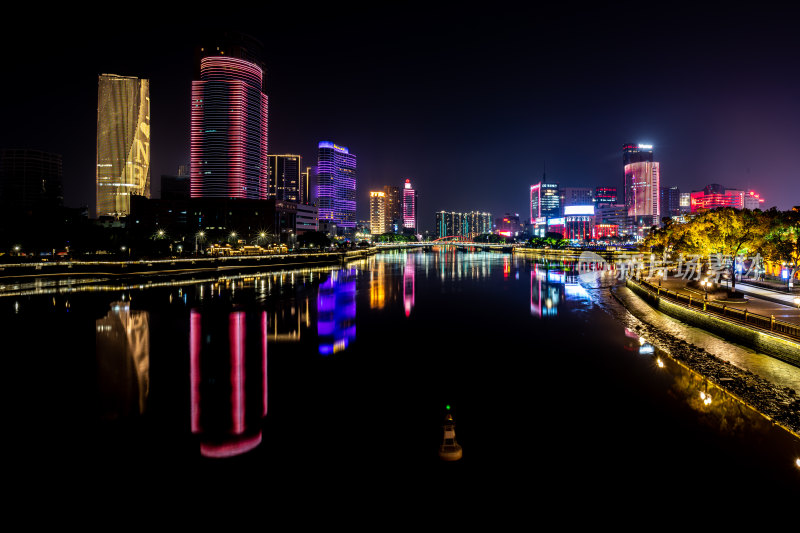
[
  {"xmin": 96, "ymin": 301, "xmax": 150, "ymax": 419},
  {"xmin": 268, "ymin": 297, "xmax": 311, "ymax": 342},
  {"xmin": 370, "ymin": 260, "xmax": 386, "ymax": 310},
  {"xmin": 530, "ymin": 266, "xmax": 564, "ymax": 317},
  {"xmin": 403, "ymin": 253, "xmax": 415, "ymax": 317},
  {"xmin": 190, "ymin": 308, "xmax": 268, "ymax": 458},
  {"xmin": 317, "ymin": 268, "xmax": 357, "ymax": 355}
]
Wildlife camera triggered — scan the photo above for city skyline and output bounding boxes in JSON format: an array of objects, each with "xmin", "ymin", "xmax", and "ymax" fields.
[{"xmin": 2, "ymin": 6, "xmax": 799, "ymax": 232}]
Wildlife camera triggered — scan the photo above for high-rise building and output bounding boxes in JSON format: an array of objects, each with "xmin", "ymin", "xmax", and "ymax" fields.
[
  {"xmin": 300, "ymin": 166, "xmax": 313, "ymax": 205},
  {"xmin": 268, "ymin": 155, "xmax": 301, "ymax": 202},
  {"xmin": 0, "ymin": 149, "xmax": 63, "ymax": 214},
  {"xmin": 563, "ymin": 187, "xmax": 593, "ymax": 207},
  {"xmin": 436, "ymin": 211, "xmax": 460, "ymax": 239},
  {"xmin": 96, "ymin": 74, "xmax": 150, "ymax": 217},
  {"xmin": 463, "ymin": 211, "xmax": 491, "ymax": 239},
  {"xmin": 190, "ymin": 36, "xmax": 268, "ymax": 200},
  {"xmin": 659, "ymin": 186, "xmax": 681, "ymax": 218},
  {"xmin": 623, "ymin": 143, "xmax": 652, "ymax": 210},
  {"xmin": 435, "ymin": 211, "xmax": 491, "ymax": 240},
  {"xmin": 369, "ymin": 191, "xmax": 387, "ymax": 235},
  {"xmin": 530, "ymin": 182, "xmax": 560, "ymax": 220},
  {"xmin": 594, "ymin": 186, "xmax": 617, "ymax": 206},
  {"xmin": 623, "ymin": 143, "xmax": 659, "ymax": 222},
  {"xmin": 402, "ymin": 178, "xmax": 417, "ymax": 232},
  {"xmin": 383, "ymin": 185, "xmax": 402, "ymax": 232},
  {"xmin": 317, "ymin": 141, "xmax": 356, "ymax": 232}
]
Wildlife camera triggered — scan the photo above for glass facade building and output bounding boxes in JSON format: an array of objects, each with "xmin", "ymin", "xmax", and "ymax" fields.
[
  {"xmin": 268, "ymin": 155, "xmax": 301, "ymax": 202},
  {"xmin": 624, "ymin": 144, "xmax": 660, "ymax": 221},
  {"xmin": 96, "ymin": 74, "xmax": 150, "ymax": 217},
  {"xmin": 659, "ymin": 186, "xmax": 681, "ymax": 218},
  {"xmin": 317, "ymin": 141, "xmax": 357, "ymax": 231},
  {"xmin": 530, "ymin": 182, "xmax": 560, "ymax": 220},
  {"xmin": 594, "ymin": 186, "xmax": 617, "ymax": 206},
  {"xmin": 190, "ymin": 56, "xmax": 269, "ymax": 200}
]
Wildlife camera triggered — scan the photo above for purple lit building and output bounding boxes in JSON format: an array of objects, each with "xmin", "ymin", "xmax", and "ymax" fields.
[{"xmin": 317, "ymin": 141, "xmax": 356, "ymax": 233}]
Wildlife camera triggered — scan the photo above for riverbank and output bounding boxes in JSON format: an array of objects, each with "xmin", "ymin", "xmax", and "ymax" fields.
[
  {"xmin": 0, "ymin": 248, "xmax": 378, "ymax": 281},
  {"xmin": 611, "ymin": 284, "xmax": 800, "ymax": 437}
]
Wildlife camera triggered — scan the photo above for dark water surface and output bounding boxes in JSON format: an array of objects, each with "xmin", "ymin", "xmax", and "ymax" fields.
[{"xmin": 5, "ymin": 251, "xmax": 799, "ymax": 504}]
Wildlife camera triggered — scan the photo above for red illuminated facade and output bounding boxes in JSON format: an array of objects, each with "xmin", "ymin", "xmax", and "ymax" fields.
[
  {"xmin": 593, "ymin": 224, "xmax": 619, "ymax": 239},
  {"xmin": 190, "ymin": 56, "xmax": 269, "ymax": 199},
  {"xmin": 690, "ymin": 185, "xmax": 766, "ymax": 212}
]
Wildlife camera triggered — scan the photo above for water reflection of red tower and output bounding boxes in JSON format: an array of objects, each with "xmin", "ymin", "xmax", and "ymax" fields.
[
  {"xmin": 403, "ymin": 254, "xmax": 415, "ymax": 317},
  {"xmin": 190, "ymin": 309, "xmax": 267, "ymax": 458}
]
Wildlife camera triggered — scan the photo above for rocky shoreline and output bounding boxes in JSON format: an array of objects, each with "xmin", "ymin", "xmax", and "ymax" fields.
[{"xmin": 609, "ymin": 286, "xmax": 800, "ymax": 437}]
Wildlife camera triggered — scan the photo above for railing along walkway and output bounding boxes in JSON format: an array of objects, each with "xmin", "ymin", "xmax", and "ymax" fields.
[{"xmin": 628, "ymin": 278, "xmax": 800, "ymax": 341}]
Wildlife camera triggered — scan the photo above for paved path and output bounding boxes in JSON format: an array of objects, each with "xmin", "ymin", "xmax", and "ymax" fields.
[
  {"xmin": 653, "ymin": 276, "xmax": 800, "ymax": 326},
  {"xmin": 735, "ymin": 282, "xmax": 800, "ymax": 306}
]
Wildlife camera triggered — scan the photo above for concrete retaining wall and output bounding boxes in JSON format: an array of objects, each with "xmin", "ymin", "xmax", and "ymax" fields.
[{"xmin": 626, "ymin": 279, "xmax": 800, "ymax": 368}]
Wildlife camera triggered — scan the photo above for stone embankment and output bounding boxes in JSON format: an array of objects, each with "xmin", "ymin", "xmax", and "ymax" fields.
[{"xmin": 612, "ymin": 286, "xmax": 800, "ymax": 437}]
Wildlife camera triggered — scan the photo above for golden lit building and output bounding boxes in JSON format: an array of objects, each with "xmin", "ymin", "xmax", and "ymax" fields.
[
  {"xmin": 96, "ymin": 74, "xmax": 150, "ymax": 217},
  {"xmin": 370, "ymin": 191, "xmax": 388, "ymax": 235}
]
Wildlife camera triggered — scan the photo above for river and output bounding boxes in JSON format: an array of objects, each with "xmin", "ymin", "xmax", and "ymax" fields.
[{"xmin": 3, "ymin": 250, "xmax": 799, "ymax": 504}]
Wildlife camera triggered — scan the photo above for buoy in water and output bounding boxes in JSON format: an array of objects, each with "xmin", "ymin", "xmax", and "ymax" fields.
[{"xmin": 438, "ymin": 413, "xmax": 462, "ymax": 461}]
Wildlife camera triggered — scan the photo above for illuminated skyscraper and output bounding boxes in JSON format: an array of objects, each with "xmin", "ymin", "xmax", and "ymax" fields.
[
  {"xmin": 623, "ymin": 143, "xmax": 659, "ymax": 220},
  {"xmin": 268, "ymin": 154, "xmax": 301, "ymax": 201},
  {"xmin": 594, "ymin": 186, "xmax": 617, "ymax": 206},
  {"xmin": 383, "ymin": 185, "xmax": 402, "ymax": 232},
  {"xmin": 369, "ymin": 191, "xmax": 387, "ymax": 235},
  {"xmin": 191, "ymin": 36, "xmax": 268, "ymax": 200},
  {"xmin": 300, "ymin": 166, "xmax": 313, "ymax": 205},
  {"xmin": 402, "ymin": 178, "xmax": 417, "ymax": 231},
  {"xmin": 530, "ymin": 182, "xmax": 560, "ymax": 220},
  {"xmin": 96, "ymin": 74, "xmax": 150, "ymax": 217},
  {"xmin": 317, "ymin": 141, "xmax": 356, "ymax": 232}
]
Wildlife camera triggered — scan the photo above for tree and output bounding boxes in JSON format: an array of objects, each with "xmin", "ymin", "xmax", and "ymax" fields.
[
  {"xmin": 642, "ymin": 208, "xmax": 773, "ymax": 292},
  {"xmin": 762, "ymin": 210, "xmax": 800, "ymax": 287}
]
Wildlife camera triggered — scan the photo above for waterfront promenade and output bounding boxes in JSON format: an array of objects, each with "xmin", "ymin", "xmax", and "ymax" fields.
[{"xmin": 652, "ymin": 276, "xmax": 800, "ymax": 326}]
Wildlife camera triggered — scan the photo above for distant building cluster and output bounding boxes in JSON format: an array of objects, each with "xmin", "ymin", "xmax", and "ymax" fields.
[
  {"xmin": 369, "ymin": 178, "xmax": 417, "ymax": 237},
  {"xmin": 435, "ymin": 211, "xmax": 492, "ymax": 240},
  {"xmin": 521, "ymin": 143, "xmax": 768, "ymax": 242}
]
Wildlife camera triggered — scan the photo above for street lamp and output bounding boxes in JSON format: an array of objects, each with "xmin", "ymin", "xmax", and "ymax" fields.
[
  {"xmin": 195, "ymin": 231, "xmax": 205, "ymax": 255},
  {"xmin": 701, "ymin": 279, "xmax": 709, "ymax": 301}
]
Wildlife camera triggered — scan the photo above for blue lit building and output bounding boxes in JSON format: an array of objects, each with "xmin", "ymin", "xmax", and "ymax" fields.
[{"xmin": 317, "ymin": 141, "xmax": 356, "ymax": 234}]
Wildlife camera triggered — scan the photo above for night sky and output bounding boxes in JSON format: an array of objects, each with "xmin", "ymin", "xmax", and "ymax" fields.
[{"xmin": 2, "ymin": 5, "xmax": 799, "ymax": 231}]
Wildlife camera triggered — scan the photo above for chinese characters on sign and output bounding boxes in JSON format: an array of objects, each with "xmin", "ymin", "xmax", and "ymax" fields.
[{"xmin": 577, "ymin": 251, "xmax": 762, "ymax": 283}]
